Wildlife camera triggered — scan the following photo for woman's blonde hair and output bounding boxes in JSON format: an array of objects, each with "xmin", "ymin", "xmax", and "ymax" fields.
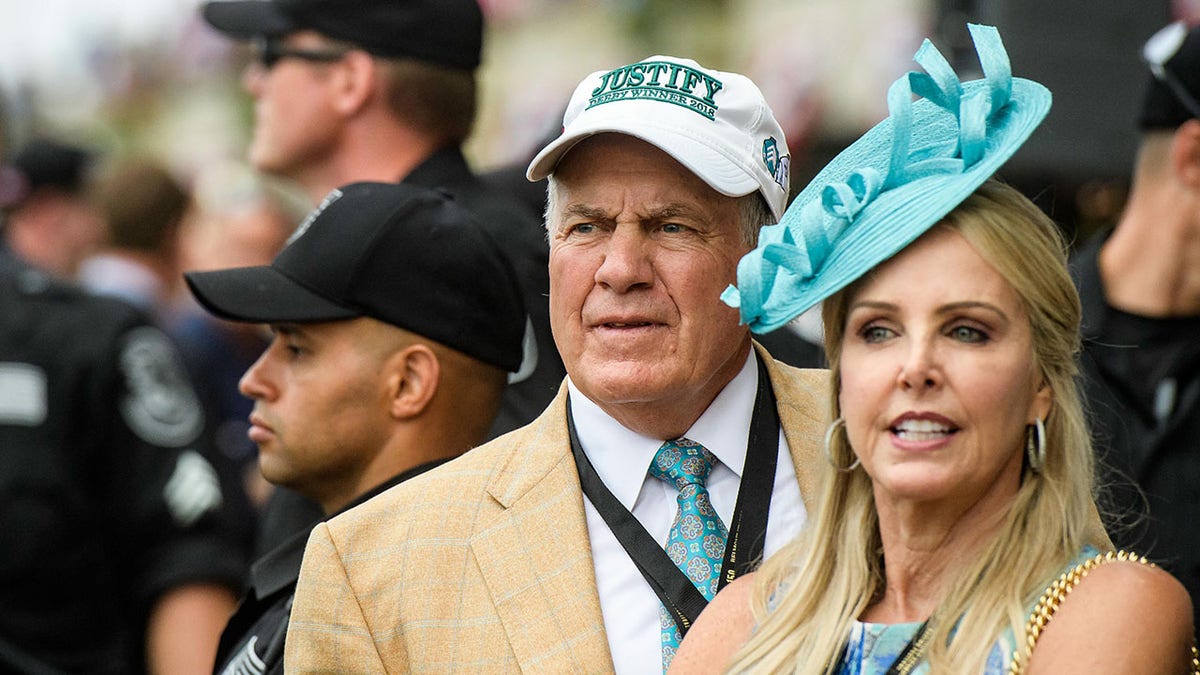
[{"xmin": 728, "ymin": 180, "xmax": 1105, "ymax": 673}]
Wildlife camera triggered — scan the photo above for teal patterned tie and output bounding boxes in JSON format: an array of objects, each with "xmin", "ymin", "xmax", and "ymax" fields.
[{"xmin": 649, "ymin": 438, "xmax": 728, "ymax": 671}]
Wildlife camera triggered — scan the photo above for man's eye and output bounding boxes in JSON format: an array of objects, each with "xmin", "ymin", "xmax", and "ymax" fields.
[
  {"xmin": 570, "ymin": 223, "xmax": 596, "ymax": 235},
  {"xmin": 661, "ymin": 223, "xmax": 686, "ymax": 234}
]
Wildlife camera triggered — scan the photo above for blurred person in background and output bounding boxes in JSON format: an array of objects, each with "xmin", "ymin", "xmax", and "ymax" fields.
[
  {"xmin": 78, "ymin": 156, "xmax": 191, "ymax": 323},
  {"xmin": 199, "ymin": 0, "xmax": 565, "ymax": 550},
  {"xmin": 0, "ymin": 137, "xmax": 249, "ymax": 673},
  {"xmin": 1073, "ymin": 20, "xmax": 1200, "ymax": 641},
  {"xmin": 199, "ymin": 0, "xmax": 561, "ymax": 437},
  {"xmin": 184, "ymin": 182, "xmax": 526, "ymax": 675},
  {"xmin": 78, "ymin": 152, "xmax": 262, "ymax": 565},
  {"xmin": 0, "ymin": 137, "xmax": 104, "ymax": 279}
]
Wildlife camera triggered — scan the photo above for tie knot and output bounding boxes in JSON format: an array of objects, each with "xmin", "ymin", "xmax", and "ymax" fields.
[{"xmin": 650, "ymin": 438, "xmax": 716, "ymax": 491}]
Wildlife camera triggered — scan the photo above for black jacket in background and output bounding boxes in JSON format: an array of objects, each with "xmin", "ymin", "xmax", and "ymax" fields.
[{"xmin": 1071, "ymin": 230, "xmax": 1200, "ymax": 641}]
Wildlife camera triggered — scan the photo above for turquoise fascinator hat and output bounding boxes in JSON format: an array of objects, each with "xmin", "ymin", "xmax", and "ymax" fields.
[{"xmin": 721, "ymin": 23, "xmax": 1051, "ymax": 332}]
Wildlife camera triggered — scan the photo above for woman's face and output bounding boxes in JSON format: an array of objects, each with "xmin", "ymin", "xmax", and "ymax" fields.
[{"xmin": 837, "ymin": 226, "xmax": 1051, "ymax": 513}]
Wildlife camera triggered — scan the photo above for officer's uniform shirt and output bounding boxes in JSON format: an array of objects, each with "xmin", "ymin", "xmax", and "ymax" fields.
[
  {"xmin": 0, "ymin": 251, "xmax": 247, "ymax": 673},
  {"xmin": 214, "ymin": 459, "xmax": 449, "ymax": 675}
]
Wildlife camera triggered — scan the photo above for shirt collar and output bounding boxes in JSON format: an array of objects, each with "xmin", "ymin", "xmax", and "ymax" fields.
[{"xmin": 567, "ymin": 349, "xmax": 758, "ymax": 511}]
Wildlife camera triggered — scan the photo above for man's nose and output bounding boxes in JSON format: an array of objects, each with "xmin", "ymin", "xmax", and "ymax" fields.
[{"xmin": 594, "ymin": 227, "xmax": 654, "ymax": 293}]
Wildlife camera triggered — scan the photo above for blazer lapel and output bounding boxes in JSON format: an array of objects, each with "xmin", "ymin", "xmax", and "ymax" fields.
[
  {"xmin": 757, "ymin": 343, "xmax": 830, "ymax": 509},
  {"xmin": 470, "ymin": 386, "xmax": 615, "ymax": 672}
]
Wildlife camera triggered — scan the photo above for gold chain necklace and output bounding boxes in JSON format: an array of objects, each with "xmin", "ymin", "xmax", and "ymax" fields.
[{"xmin": 1007, "ymin": 550, "xmax": 1200, "ymax": 675}]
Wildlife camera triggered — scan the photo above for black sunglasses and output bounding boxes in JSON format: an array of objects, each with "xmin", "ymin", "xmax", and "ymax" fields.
[
  {"xmin": 1144, "ymin": 21, "xmax": 1200, "ymax": 121},
  {"xmin": 252, "ymin": 36, "xmax": 351, "ymax": 69}
]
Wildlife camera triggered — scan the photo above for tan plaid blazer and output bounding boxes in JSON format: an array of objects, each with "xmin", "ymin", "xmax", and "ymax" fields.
[{"xmin": 285, "ymin": 347, "xmax": 829, "ymax": 673}]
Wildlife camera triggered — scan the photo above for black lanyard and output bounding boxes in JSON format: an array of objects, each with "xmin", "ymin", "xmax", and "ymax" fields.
[
  {"xmin": 567, "ymin": 355, "xmax": 780, "ymax": 636},
  {"xmin": 885, "ymin": 620, "xmax": 931, "ymax": 675},
  {"xmin": 833, "ymin": 619, "xmax": 931, "ymax": 675}
]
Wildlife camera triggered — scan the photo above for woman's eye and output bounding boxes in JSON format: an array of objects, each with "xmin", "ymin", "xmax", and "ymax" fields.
[
  {"xmin": 949, "ymin": 325, "xmax": 988, "ymax": 343},
  {"xmin": 861, "ymin": 325, "xmax": 893, "ymax": 343}
]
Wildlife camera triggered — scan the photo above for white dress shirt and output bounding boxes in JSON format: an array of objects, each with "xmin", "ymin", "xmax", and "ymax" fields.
[{"xmin": 568, "ymin": 350, "xmax": 807, "ymax": 674}]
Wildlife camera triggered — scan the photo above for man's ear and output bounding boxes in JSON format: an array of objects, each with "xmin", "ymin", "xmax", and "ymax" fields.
[
  {"xmin": 1170, "ymin": 119, "xmax": 1200, "ymax": 187},
  {"xmin": 330, "ymin": 50, "xmax": 376, "ymax": 117},
  {"xmin": 385, "ymin": 343, "xmax": 440, "ymax": 419}
]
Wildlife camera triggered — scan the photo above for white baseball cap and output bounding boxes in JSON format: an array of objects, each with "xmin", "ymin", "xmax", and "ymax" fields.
[{"xmin": 527, "ymin": 55, "xmax": 791, "ymax": 221}]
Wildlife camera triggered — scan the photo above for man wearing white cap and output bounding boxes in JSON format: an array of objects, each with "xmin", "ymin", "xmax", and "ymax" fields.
[{"xmin": 286, "ymin": 55, "xmax": 828, "ymax": 674}]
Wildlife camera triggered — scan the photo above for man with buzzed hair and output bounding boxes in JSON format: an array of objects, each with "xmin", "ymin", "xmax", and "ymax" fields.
[{"xmin": 185, "ymin": 181, "xmax": 526, "ymax": 675}]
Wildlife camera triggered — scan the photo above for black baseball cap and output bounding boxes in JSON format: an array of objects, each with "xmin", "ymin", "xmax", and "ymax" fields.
[
  {"xmin": 184, "ymin": 182, "xmax": 525, "ymax": 372},
  {"xmin": 201, "ymin": 0, "xmax": 483, "ymax": 70},
  {"xmin": 1140, "ymin": 21, "xmax": 1200, "ymax": 130},
  {"xmin": 0, "ymin": 138, "xmax": 95, "ymax": 209}
]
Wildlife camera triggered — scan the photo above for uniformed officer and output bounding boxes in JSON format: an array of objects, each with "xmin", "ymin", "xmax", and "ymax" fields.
[
  {"xmin": 0, "ymin": 247, "xmax": 249, "ymax": 673},
  {"xmin": 200, "ymin": 0, "xmax": 566, "ymax": 556},
  {"xmin": 184, "ymin": 182, "xmax": 525, "ymax": 675}
]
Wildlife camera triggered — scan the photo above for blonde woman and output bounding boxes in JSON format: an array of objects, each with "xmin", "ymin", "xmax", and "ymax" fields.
[{"xmin": 671, "ymin": 25, "xmax": 1196, "ymax": 675}]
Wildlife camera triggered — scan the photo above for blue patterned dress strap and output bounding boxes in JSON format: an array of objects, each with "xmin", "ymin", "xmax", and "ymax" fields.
[{"xmin": 832, "ymin": 546, "xmax": 1102, "ymax": 675}]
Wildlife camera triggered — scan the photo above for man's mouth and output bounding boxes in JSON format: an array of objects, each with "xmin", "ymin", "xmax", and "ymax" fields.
[{"xmin": 601, "ymin": 321, "xmax": 653, "ymax": 328}]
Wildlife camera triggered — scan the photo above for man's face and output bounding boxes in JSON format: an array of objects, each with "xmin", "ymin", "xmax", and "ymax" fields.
[
  {"xmin": 241, "ymin": 30, "xmax": 348, "ymax": 181},
  {"xmin": 547, "ymin": 134, "xmax": 753, "ymax": 437},
  {"xmin": 54, "ymin": 193, "xmax": 105, "ymax": 276},
  {"xmin": 239, "ymin": 317, "xmax": 394, "ymax": 511},
  {"xmin": 10, "ymin": 190, "xmax": 104, "ymax": 277}
]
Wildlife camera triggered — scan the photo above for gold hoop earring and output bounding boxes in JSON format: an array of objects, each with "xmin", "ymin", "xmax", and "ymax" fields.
[
  {"xmin": 824, "ymin": 417, "xmax": 860, "ymax": 472},
  {"xmin": 1026, "ymin": 418, "xmax": 1046, "ymax": 473}
]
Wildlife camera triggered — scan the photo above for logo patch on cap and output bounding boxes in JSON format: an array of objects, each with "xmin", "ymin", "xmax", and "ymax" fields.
[
  {"xmin": 287, "ymin": 187, "xmax": 343, "ymax": 246},
  {"xmin": 762, "ymin": 137, "xmax": 790, "ymax": 191},
  {"xmin": 586, "ymin": 61, "xmax": 725, "ymax": 120}
]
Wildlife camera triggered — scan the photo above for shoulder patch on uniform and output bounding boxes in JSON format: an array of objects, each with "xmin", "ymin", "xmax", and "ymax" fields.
[
  {"xmin": 0, "ymin": 362, "xmax": 47, "ymax": 426},
  {"xmin": 118, "ymin": 326, "xmax": 204, "ymax": 448},
  {"xmin": 164, "ymin": 449, "xmax": 223, "ymax": 527}
]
